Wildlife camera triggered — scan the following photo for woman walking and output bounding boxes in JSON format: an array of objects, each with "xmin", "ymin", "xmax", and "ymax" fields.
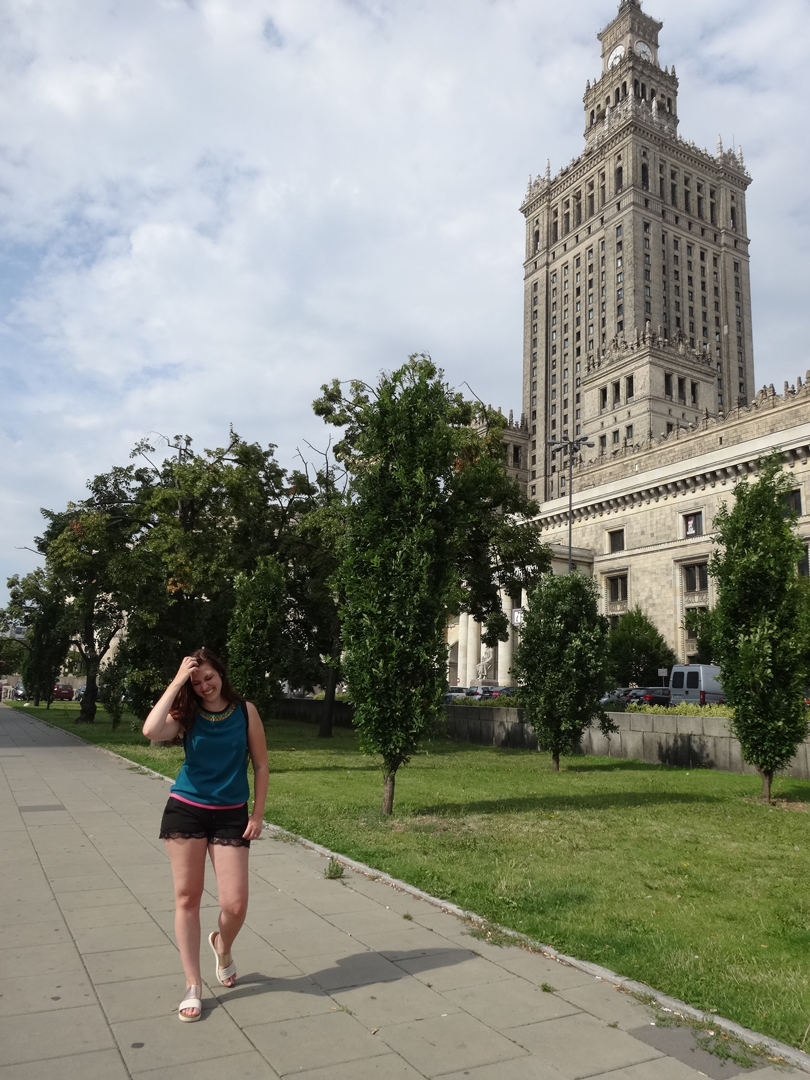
[{"xmin": 143, "ymin": 649, "xmax": 269, "ymax": 1022}]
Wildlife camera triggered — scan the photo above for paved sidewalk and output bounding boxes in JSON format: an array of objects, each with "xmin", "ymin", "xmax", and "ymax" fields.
[{"xmin": 0, "ymin": 704, "xmax": 799, "ymax": 1080}]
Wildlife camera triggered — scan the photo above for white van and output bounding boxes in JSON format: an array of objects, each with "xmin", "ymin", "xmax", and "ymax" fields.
[{"xmin": 669, "ymin": 664, "xmax": 725, "ymax": 706}]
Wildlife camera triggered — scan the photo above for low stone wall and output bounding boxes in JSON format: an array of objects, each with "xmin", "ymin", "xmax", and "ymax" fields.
[{"xmin": 443, "ymin": 706, "xmax": 810, "ymax": 780}]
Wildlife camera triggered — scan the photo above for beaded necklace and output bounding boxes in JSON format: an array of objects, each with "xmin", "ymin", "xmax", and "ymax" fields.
[{"xmin": 198, "ymin": 701, "xmax": 238, "ymax": 723}]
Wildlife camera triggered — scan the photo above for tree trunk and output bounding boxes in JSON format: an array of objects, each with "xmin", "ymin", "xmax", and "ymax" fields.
[
  {"xmin": 381, "ymin": 773, "xmax": 396, "ymax": 815},
  {"xmin": 33, "ymin": 690, "xmax": 41, "ymax": 706},
  {"xmin": 318, "ymin": 664, "xmax": 338, "ymax": 739},
  {"xmin": 552, "ymin": 751, "xmax": 560, "ymax": 772},
  {"xmin": 77, "ymin": 665, "xmax": 99, "ymax": 723},
  {"xmin": 761, "ymin": 770, "xmax": 773, "ymax": 803}
]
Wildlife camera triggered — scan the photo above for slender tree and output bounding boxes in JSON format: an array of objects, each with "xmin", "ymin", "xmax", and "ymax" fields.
[
  {"xmin": 227, "ymin": 555, "xmax": 287, "ymax": 717},
  {"xmin": 315, "ymin": 355, "xmax": 549, "ymax": 813},
  {"xmin": 2, "ymin": 571, "xmax": 70, "ymax": 707},
  {"xmin": 512, "ymin": 573, "xmax": 614, "ymax": 771},
  {"xmin": 711, "ymin": 453, "xmax": 810, "ymax": 801},
  {"xmin": 607, "ymin": 606, "xmax": 676, "ymax": 687}
]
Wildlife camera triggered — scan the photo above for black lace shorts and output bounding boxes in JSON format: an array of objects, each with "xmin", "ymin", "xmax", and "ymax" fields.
[{"xmin": 159, "ymin": 797, "xmax": 250, "ymax": 847}]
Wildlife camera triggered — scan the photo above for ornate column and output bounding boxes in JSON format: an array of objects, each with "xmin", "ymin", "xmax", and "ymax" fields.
[
  {"xmin": 498, "ymin": 592, "xmax": 514, "ymax": 686},
  {"xmin": 457, "ymin": 612, "xmax": 469, "ymax": 687},
  {"xmin": 466, "ymin": 616, "xmax": 481, "ymax": 688}
]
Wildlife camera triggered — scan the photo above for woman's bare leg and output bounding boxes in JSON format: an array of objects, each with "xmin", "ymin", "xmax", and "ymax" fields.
[
  {"xmin": 165, "ymin": 837, "xmax": 208, "ymax": 1015},
  {"xmin": 207, "ymin": 843, "xmax": 250, "ymax": 987}
]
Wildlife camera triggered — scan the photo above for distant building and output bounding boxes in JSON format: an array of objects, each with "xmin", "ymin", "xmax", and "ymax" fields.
[{"xmin": 447, "ymin": 0, "xmax": 810, "ymax": 688}]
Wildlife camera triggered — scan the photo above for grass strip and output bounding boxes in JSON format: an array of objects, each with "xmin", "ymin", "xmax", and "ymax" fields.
[{"xmin": 11, "ymin": 700, "xmax": 810, "ymax": 1051}]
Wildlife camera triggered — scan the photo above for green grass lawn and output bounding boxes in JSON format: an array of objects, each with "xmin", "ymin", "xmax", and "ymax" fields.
[{"xmin": 11, "ymin": 700, "xmax": 810, "ymax": 1049}]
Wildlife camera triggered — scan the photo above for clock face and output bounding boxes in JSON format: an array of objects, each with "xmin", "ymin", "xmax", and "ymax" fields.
[
  {"xmin": 608, "ymin": 44, "xmax": 626, "ymax": 68},
  {"xmin": 635, "ymin": 40, "xmax": 653, "ymax": 62}
]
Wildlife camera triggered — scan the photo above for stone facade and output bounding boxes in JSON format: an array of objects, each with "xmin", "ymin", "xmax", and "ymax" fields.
[
  {"xmin": 447, "ymin": 1, "xmax": 809, "ymax": 687},
  {"xmin": 521, "ymin": 0, "xmax": 754, "ymax": 503}
]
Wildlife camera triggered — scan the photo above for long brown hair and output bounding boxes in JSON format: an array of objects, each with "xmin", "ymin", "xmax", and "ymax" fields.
[{"xmin": 170, "ymin": 648, "xmax": 241, "ymax": 734}]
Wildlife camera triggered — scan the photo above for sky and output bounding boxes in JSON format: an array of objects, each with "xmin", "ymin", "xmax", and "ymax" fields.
[{"xmin": 1, "ymin": 0, "xmax": 809, "ymax": 600}]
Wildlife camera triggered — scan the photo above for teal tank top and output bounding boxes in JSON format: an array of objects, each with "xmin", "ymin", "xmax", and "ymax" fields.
[{"xmin": 170, "ymin": 701, "xmax": 250, "ymax": 808}]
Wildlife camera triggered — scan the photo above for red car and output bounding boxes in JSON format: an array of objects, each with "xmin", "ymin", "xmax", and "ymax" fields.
[{"xmin": 52, "ymin": 684, "xmax": 75, "ymax": 701}]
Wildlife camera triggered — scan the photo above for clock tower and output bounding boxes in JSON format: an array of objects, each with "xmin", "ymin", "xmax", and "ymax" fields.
[{"xmin": 520, "ymin": 0, "xmax": 754, "ymax": 502}]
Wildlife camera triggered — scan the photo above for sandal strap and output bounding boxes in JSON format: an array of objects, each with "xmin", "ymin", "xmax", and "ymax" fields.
[
  {"xmin": 179, "ymin": 987, "xmax": 202, "ymax": 1010},
  {"xmin": 217, "ymin": 960, "xmax": 237, "ymax": 981}
]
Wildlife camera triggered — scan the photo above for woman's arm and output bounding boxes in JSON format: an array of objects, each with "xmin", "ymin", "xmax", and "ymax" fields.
[
  {"xmin": 141, "ymin": 657, "xmax": 197, "ymax": 742},
  {"xmin": 244, "ymin": 702, "xmax": 269, "ymax": 841}
]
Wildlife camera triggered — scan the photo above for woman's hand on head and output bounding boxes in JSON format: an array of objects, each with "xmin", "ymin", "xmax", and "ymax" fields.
[{"xmin": 174, "ymin": 656, "xmax": 199, "ymax": 686}]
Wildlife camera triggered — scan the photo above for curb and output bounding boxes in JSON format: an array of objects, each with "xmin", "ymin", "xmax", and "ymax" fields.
[{"xmin": 9, "ymin": 705, "xmax": 810, "ymax": 1073}]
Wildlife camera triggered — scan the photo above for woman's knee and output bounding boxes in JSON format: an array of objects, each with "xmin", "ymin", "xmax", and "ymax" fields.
[
  {"xmin": 220, "ymin": 895, "xmax": 248, "ymax": 922},
  {"xmin": 175, "ymin": 886, "xmax": 204, "ymax": 911}
]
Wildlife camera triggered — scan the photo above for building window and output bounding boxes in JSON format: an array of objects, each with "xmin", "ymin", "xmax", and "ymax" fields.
[
  {"xmin": 612, "ymin": 430, "xmax": 620, "ymax": 445},
  {"xmin": 684, "ymin": 563, "xmax": 709, "ymax": 593},
  {"xmin": 784, "ymin": 490, "xmax": 803, "ymax": 517},
  {"xmin": 626, "ymin": 375, "xmax": 634, "ymax": 399},
  {"xmin": 684, "ymin": 512, "xmax": 703, "ymax": 538},
  {"xmin": 609, "ymin": 529, "xmax": 625, "ymax": 553},
  {"xmin": 609, "ymin": 575, "xmax": 628, "ymax": 603},
  {"xmin": 664, "ymin": 373, "xmax": 673, "ymax": 398},
  {"xmin": 626, "ymin": 425, "xmax": 634, "ymax": 441},
  {"xmin": 599, "ymin": 434, "xmax": 607, "ymax": 449},
  {"xmin": 800, "ymin": 546, "xmax": 810, "ymax": 578}
]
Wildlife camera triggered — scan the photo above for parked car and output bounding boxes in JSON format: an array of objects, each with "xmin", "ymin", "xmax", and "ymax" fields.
[
  {"xmin": 52, "ymin": 684, "xmax": 75, "ymax": 701},
  {"xmin": 13, "ymin": 682, "xmax": 26, "ymax": 701},
  {"xmin": 444, "ymin": 687, "xmax": 468, "ymax": 704},
  {"xmin": 491, "ymin": 686, "xmax": 519, "ymax": 699},
  {"xmin": 75, "ymin": 685, "xmax": 87, "ymax": 702},
  {"xmin": 600, "ymin": 688, "xmax": 633, "ymax": 706},
  {"xmin": 626, "ymin": 687, "xmax": 671, "ymax": 707},
  {"xmin": 466, "ymin": 686, "xmax": 496, "ymax": 700},
  {"xmin": 669, "ymin": 664, "xmax": 725, "ymax": 706}
]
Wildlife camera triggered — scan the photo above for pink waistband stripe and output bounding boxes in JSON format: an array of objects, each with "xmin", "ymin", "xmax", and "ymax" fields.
[{"xmin": 169, "ymin": 794, "xmax": 247, "ymax": 811}]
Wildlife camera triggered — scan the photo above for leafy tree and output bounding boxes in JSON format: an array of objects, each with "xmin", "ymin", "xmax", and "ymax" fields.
[
  {"xmin": 711, "ymin": 453, "xmax": 810, "ymax": 801},
  {"xmin": 608, "ymin": 606, "xmax": 676, "ymax": 687},
  {"xmin": 1, "ymin": 571, "xmax": 70, "ymax": 706},
  {"xmin": 682, "ymin": 607, "xmax": 719, "ymax": 665},
  {"xmin": 314, "ymin": 354, "xmax": 549, "ymax": 813},
  {"xmin": 227, "ymin": 555, "xmax": 287, "ymax": 717},
  {"xmin": 0, "ymin": 637, "xmax": 25, "ymax": 682},
  {"xmin": 512, "ymin": 573, "xmax": 614, "ymax": 771}
]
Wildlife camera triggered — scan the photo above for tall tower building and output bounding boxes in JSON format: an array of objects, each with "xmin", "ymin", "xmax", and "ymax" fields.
[{"xmin": 521, "ymin": 0, "xmax": 754, "ymax": 501}]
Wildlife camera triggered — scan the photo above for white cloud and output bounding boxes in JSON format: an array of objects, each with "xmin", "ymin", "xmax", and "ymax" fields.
[{"xmin": 1, "ymin": 0, "xmax": 809, "ymax": 597}]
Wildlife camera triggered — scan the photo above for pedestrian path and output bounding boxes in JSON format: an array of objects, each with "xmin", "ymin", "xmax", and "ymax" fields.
[{"xmin": 0, "ymin": 703, "xmax": 800, "ymax": 1079}]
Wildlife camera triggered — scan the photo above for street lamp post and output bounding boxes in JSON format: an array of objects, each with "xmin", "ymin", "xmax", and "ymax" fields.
[{"xmin": 547, "ymin": 435, "xmax": 595, "ymax": 574}]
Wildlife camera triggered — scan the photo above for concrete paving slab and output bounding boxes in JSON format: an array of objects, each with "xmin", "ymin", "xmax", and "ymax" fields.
[
  {"xmin": 0, "ymin": 920, "xmax": 72, "ymax": 948},
  {"xmin": 439, "ymin": 1057, "xmax": 568, "ymax": 1080},
  {"xmin": 0, "ymin": 1003, "xmax": 116, "ymax": 1066},
  {"xmin": 298, "ymin": 949, "xmax": 405, "ymax": 992},
  {"xmin": 378, "ymin": 1011, "xmax": 528, "ymax": 1075},
  {"xmin": 394, "ymin": 948, "xmax": 514, "ymax": 991},
  {"xmin": 58, "ymin": 887, "xmax": 135, "ymax": 910},
  {"xmin": 509, "ymin": 1013, "xmax": 663, "ymax": 1078},
  {"xmin": 64, "ymin": 902, "xmax": 154, "ymax": 931},
  {"xmin": 0, "ymin": 941, "xmax": 85, "ymax": 979},
  {"xmin": 600, "ymin": 1059, "xmax": 732, "ymax": 1079},
  {"xmin": 113, "ymin": 1006, "xmax": 253, "ymax": 1073},
  {"xmin": 0, "ymin": 1048, "xmax": 130, "ymax": 1080},
  {"xmin": 0, "ymin": 969, "xmax": 96, "ymax": 1017},
  {"xmin": 360, "ymin": 927, "xmax": 458, "ymax": 959},
  {"xmin": 444, "ymin": 977, "xmax": 582, "ymax": 1030},
  {"xmin": 627, "ymin": 1023, "xmax": 776, "ymax": 1079},
  {"xmin": 95, "ymin": 973, "xmax": 197, "ymax": 1023},
  {"xmin": 291, "ymin": 1053, "xmax": 425, "ymax": 1080},
  {"xmin": 245, "ymin": 1008, "xmax": 387, "ymax": 1075},
  {"xmin": 557, "ymin": 980, "xmax": 656, "ymax": 1030},
  {"xmin": 84, "ymin": 943, "xmax": 185, "ymax": 984},
  {"xmin": 73, "ymin": 921, "xmax": 170, "ymax": 954},
  {"xmin": 214, "ymin": 979, "xmax": 334, "ymax": 1026},
  {"xmin": 493, "ymin": 949, "xmax": 599, "ymax": 990},
  {"xmin": 331, "ymin": 978, "xmax": 462, "ymax": 1028},
  {"xmin": 327, "ymin": 905, "xmax": 437, "ymax": 936},
  {"xmin": 130, "ymin": 1050, "xmax": 280, "ymax": 1079}
]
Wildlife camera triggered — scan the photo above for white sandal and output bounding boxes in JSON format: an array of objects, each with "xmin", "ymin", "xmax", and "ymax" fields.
[
  {"xmin": 178, "ymin": 985, "xmax": 202, "ymax": 1022},
  {"xmin": 208, "ymin": 930, "xmax": 237, "ymax": 987}
]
